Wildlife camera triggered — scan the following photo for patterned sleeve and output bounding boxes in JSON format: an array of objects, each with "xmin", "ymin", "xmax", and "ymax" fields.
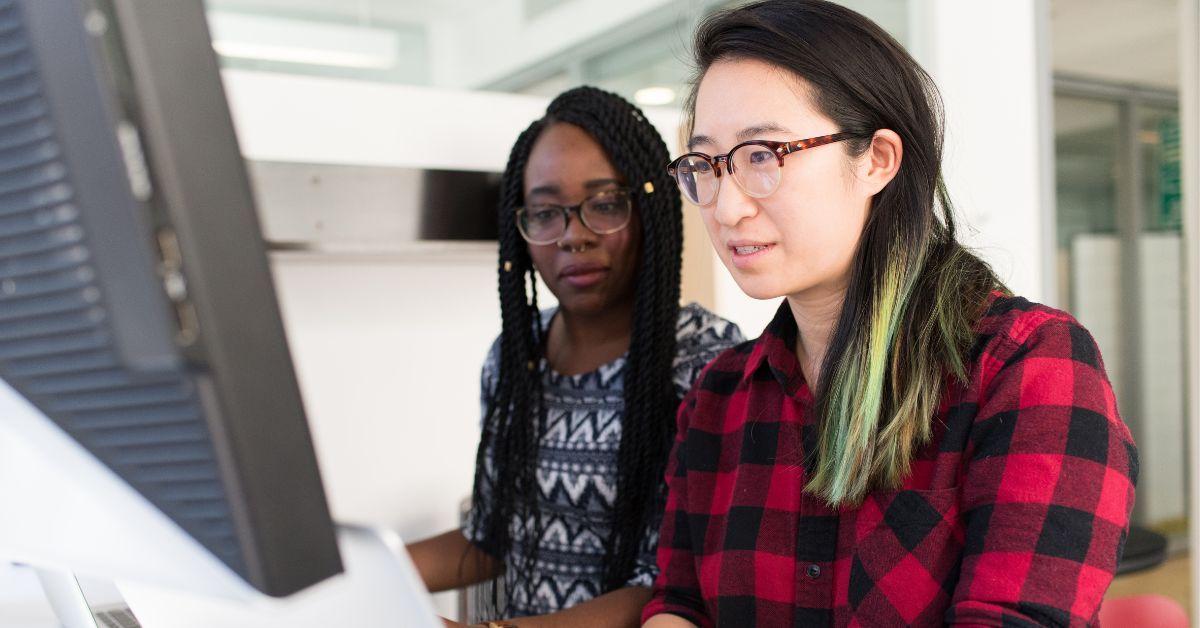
[
  {"xmin": 460, "ymin": 336, "xmax": 502, "ymax": 557},
  {"xmin": 946, "ymin": 319, "xmax": 1138, "ymax": 626},
  {"xmin": 624, "ymin": 305, "xmax": 744, "ymax": 590},
  {"xmin": 671, "ymin": 304, "xmax": 746, "ymax": 399},
  {"xmin": 641, "ymin": 387, "xmax": 713, "ymax": 626}
]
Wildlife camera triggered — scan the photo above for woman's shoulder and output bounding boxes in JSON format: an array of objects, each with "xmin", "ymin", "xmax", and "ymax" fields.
[
  {"xmin": 671, "ymin": 303, "xmax": 747, "ymax": 393},
  {"xmin": 969, "ymin": 291, "xmax": 1110, "ymax": 386},
  {"xmin": 973, "ymin": 292, "xmax": 1093, "ymax": 354},
  {"xmin": 959, "ymin": 293, "xmax": 1136, "ymax": 487},
  {"xmin": 674, "ymin": 302, "xmax": 745, "ymax": 358}
]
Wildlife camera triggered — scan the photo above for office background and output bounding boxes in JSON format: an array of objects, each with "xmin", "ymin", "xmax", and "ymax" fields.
[{"xmin": 5, "ymin": 0, "xmax": 1195, "ymax": 622}]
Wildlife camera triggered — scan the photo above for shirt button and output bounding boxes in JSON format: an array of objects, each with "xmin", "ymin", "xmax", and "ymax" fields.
[{"xmin": 807, "ymin": 564, "xmax": 821, "ymax": 579}]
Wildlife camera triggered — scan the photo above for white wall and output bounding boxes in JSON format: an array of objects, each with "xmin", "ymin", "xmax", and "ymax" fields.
[
  {"xmin": 910, "ymin": 0, "xmax": 1053, "ymax": 304},
  {"xmin": 267, "ymin": 252, "xmax": 495, "ymax": 532},
  {"xmin": 222, "ymin": 70, "xmax": 544, "ymax": 172}
]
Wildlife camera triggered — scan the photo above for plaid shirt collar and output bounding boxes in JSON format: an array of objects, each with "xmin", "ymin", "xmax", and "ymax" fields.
[{"xmin": 742, "ymin": 300, "xmax": 813, "ymax": 401}]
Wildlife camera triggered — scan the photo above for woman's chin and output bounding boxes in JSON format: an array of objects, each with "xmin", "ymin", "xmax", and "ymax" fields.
[{"xmin": 730, "ymin": 276, "xmax": 786, "ymax": 301}]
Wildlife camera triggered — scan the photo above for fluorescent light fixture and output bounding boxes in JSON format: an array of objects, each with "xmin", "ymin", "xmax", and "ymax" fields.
[
  {"xmin": 207, "ymin": 11, "xmax": 399, "ymax": 70},
  {"xmin": 634, "ymin": 86, "xmax": 676, "ymax": 106},
  {"xmin": 210, "ymin": 41, "xmax": 394, "ymax": 69}
]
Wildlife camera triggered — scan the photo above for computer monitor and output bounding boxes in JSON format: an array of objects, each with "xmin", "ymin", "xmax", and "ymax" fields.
[{"xmin": 0, "ymin": 0, "xmax": 350, "ymax": 606}]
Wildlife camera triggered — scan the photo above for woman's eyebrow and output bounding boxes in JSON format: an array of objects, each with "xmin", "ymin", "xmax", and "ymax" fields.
[
  {"xmin": 736, "ymin": 122, "xmax": 790, "ymax": 142},
  {"xmin": 584, "ymin": 178, "xmax": 621, "ymax": 189},
  {"xmin": 687, "ymin": 134, "xmax": 716, "ymax": 152},
  {"xmin": 526, "ymin": 184, "xmax": 559, "ymax": 198},
  {"xmin": 687, "ymin": 123, "xmax": 792, "ymax": 152},
  {"xmin": 527, "ymin": 179, "xmax": 619, "ymax": 199}
]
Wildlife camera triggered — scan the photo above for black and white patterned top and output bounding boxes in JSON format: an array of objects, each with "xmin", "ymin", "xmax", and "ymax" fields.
[{"xmin": 462, "ymin": 302, "xmax": 744, "ymax": 617}]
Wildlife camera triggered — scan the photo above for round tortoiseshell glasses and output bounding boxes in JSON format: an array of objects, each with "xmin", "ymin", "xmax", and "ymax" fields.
[{"xmin": 666, "ymin": 132, "xmax": 860, "ymax": 206}]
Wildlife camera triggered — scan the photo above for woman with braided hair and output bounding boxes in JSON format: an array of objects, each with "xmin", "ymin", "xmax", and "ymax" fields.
[{"xmin": 407, "ymin": 86, "xmax": 742, "ymax": 627}]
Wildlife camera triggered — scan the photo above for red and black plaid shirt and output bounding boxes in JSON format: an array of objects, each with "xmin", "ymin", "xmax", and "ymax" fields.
[{"xmin": 643, "ymin": 294, "xmax": 1138, "ymax": 627}]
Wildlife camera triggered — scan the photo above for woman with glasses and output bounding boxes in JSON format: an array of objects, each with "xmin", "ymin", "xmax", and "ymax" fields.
[
  {"xmin": 643, "ymin": 2, "xmax": 1136, "ymax": 627},
  {"xmin": 407, "ymin": 86, "xmax": 742, "ymax": 628}
]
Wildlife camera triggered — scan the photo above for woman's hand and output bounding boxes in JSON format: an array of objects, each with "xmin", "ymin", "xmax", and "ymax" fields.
[{"xmin": 642, "ymin": 615, "xmax": 698, "ymax": 627}]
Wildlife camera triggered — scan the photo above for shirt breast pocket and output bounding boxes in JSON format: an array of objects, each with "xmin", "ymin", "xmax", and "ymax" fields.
[{"xmin": 843, "ymin": 486, "xmax": 963, "ymax": 627}]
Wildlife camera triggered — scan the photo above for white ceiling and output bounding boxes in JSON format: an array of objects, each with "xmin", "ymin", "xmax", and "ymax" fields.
[
  {"xmin": 202, "ymin": 0, "xmax": 483, "ymax": 24},
  {"xmin": 1050, "ymin": 0, "xmax": 1179, "ymax": 90},
  {"xmin": 205, "ymin": 0, "xmax": 1186, "ymax": 95}
]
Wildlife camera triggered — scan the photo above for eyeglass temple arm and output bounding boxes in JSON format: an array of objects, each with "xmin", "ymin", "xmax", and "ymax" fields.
[{"xmin": 781, "ymin": 131, "xmax": 868, "ymax": 155}]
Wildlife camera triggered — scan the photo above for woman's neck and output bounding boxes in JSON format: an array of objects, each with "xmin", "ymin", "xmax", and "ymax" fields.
[
  {"xmin": 786, "ymin": 283, "xmax": 847, "ymax": 389},
  {"xmin": 546, "ymin": 298, "xmax": 635, "ymax": 376}
]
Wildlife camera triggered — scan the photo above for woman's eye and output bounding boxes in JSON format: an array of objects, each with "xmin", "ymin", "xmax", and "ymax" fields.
[
  {"xmin": 530, "ymin": 209, "xmax": 558, "ymax": 224},
  {"xmin": 749, "ymin": 150, "xmax": 773, "ymax": 165}
]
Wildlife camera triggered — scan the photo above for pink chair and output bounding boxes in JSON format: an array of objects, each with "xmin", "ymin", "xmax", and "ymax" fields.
[{"xmin": 1099, "ymin": 594, "xmax": 1188, "ymax": 627}]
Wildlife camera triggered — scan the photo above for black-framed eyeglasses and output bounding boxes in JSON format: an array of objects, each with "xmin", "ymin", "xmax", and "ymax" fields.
[
  {"xmin": 515, "ymin": 187, "xmax": 634, "ymax": 245},
  {"xmin": 666, "ymin": 132, "xmax": 862, "ymax": 206}
]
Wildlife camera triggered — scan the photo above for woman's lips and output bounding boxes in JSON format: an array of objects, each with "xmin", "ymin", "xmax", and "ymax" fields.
[
  {"xmin": 727, "ymin": 241, "xmax": 775, "ymax": 269},
  {"xmin": 559, "ymin": 263, "xmax": 610, "ymax": 289}
]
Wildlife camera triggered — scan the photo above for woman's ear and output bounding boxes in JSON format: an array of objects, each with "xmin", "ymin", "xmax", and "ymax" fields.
[{"xmin": 859, "ymin": 129, "xmax": 903, "ymax": 196}]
